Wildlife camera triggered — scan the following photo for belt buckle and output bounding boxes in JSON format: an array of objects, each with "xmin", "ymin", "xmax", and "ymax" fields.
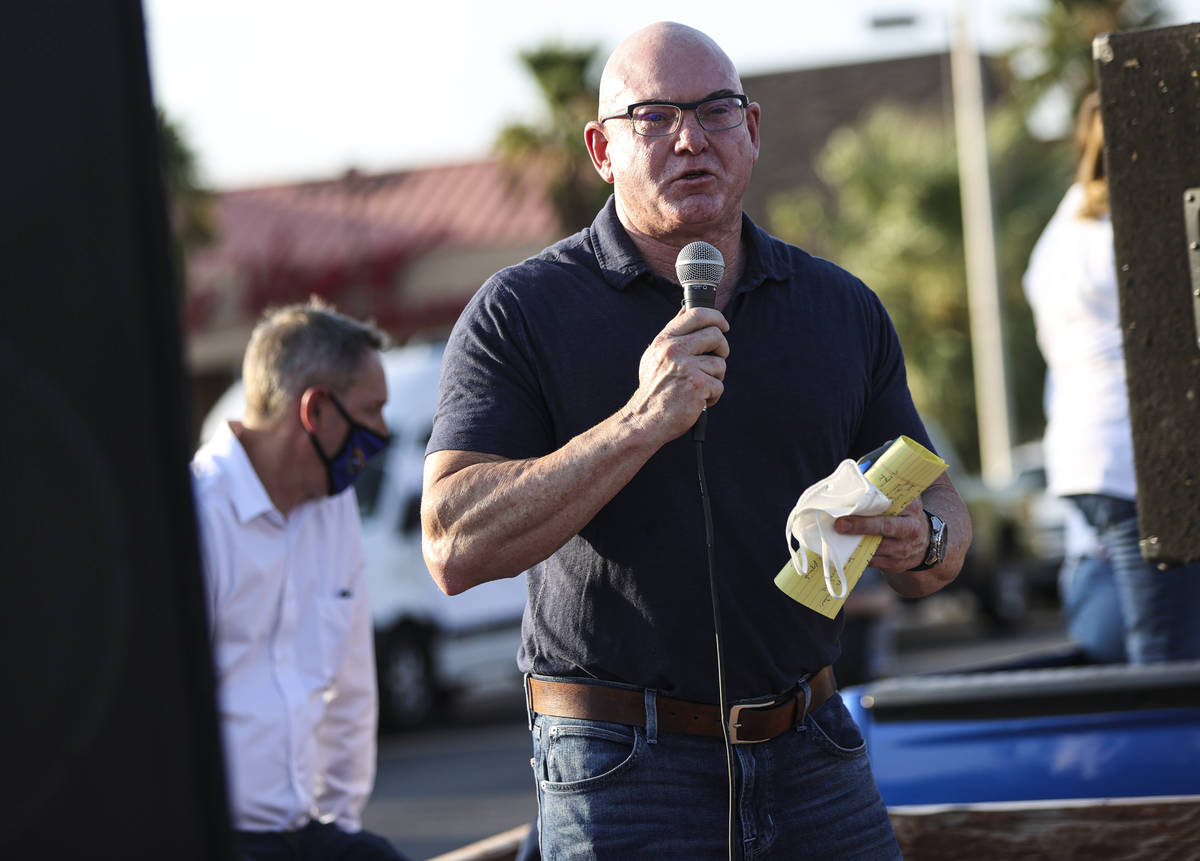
[{"xmin": 727, "ymin": 699, "xmax": 775, "ymax": 744}]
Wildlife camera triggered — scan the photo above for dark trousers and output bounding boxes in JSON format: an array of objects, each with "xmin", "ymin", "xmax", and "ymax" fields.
[{"xmin": 234, "ymin": 821, "xmax": 410, "ymax": 861}]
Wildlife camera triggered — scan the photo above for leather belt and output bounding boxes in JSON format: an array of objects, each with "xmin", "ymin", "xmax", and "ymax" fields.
[{"xmin": 526, "ymin": 666, "xmax": 836, "ymax": 744}]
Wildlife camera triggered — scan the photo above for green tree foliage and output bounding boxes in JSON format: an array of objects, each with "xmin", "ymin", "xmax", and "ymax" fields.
[
  {"xmin": 768, "ymin": 103, "xmax": 1063, "ymax": 472},
  {"xmin": 1010, "ymin": 0, "xmax": 1166, "ymax": 115},
  {"xmin": 494, "ymin": 44, "xmax": 612, "ymax": 232},
  {"xmin": 766, "ymin": 0, "xmax": 1167, "ymax": 472},
  {"xmin": 157, "ymin": 108, "xmax": 214, "ymax": 291}
]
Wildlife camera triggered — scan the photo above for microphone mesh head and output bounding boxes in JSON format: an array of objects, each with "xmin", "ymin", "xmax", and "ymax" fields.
[{"xmin": 675, "ymin": 241, "xmax": 726, "ymax": 287}]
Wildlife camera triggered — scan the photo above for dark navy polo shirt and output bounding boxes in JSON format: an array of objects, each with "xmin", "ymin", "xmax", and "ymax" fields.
[{"xmin": 429, "ymin": 196, "xmax": 932, "ymax": 702}]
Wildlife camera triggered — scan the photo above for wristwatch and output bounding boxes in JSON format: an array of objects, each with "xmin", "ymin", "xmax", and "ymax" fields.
[{"xmin": 909, "ymin": 510, "xmax": 948, "ymax": 571}]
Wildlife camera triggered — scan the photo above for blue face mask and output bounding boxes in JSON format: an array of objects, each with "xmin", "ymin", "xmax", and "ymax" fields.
[{"xmin": 308, "ymin": 392, "xmax": 389, "ymax": 496}]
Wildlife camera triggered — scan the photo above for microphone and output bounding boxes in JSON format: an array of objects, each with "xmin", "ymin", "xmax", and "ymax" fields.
[
  {"xmin": 674, "ymin": 242, "xmax": 725, "ymax": 441},
  {"xmin": 675, "ymin": 241, "xmax": 725, "ymax": 310}
]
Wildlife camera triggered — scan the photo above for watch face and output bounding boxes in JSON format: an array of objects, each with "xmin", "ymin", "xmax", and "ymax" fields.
[{"xmin": 928, "ymin": 512, "xmax": 947, "ymax": 563}]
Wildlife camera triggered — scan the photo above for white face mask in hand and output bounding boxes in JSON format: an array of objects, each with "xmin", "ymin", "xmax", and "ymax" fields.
[{"xmin": 785, "ymin": 459, "xmax": 890, "ymax": 599}]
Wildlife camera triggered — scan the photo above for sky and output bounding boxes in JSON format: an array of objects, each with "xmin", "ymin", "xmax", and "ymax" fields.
[{"xmin": 143, "ymin": 0, "xmax": 1200, "ymax": 190}]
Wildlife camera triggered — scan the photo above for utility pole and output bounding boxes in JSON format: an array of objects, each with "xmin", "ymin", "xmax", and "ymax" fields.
[{"xmin": 949, "ymin": 1, "xmax": 1014, "ymax": 486}]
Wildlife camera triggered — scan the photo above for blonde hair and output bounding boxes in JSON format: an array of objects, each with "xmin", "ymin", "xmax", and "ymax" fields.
[{"xmin": 1074, "ymin": 91, "xmax": 1108, "ymax": 220}]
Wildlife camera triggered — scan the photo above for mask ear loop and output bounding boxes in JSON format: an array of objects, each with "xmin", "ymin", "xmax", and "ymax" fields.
[
  {"xmin": 786, "ymin": 507, "xmax": 849, "ymax": 600},
  {"xmin": 785, "ymin": 507, "xmax": 811, "ymax": 581},
  {"xmin": 816, "ymin": 517, "xmax": 848, "ymax": 600},
  {"xmin": 308, "ymin": 389, "xmax": 391, "ymax": 496}
]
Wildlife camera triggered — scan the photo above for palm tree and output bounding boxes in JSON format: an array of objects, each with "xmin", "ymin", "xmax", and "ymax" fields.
[
  {"xmin": 494, "ymin": 44, "xmax": 611, "ymax": 233},
  {"xmin": 157, "ymin": 108, "xmax": 214, "ymax": 291}
]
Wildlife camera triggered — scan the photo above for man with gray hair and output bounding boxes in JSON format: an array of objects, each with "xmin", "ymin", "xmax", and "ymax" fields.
[{"xmin": 192, "ymin": 298, "xmax": 409, "ymax": 860}]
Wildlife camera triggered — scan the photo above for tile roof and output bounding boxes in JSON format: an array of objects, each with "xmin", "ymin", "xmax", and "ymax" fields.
[
  {"xmin": 192, "ymin": 159, "xmax": 560, "ymax": 277},
  {"xmin": 194, "ymin": 189, "xmax": 424, "ymax": 271},
  {"xmin": 185, "ymin": 158, "xmax": 562, "ymax": 339}
]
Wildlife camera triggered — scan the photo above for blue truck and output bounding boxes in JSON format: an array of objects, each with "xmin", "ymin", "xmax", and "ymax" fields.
[{"xmin": 841, "ymin": 649, "xmax": 1200, "ymax": 856}]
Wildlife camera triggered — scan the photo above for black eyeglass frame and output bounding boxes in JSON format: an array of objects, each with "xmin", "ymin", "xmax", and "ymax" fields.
[{"xmin": 599, "ymin": 94, "xmax": 750, "ymax": 136}]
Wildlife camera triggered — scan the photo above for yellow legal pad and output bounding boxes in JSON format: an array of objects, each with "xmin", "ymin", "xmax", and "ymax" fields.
[{"xmin": 775, "ymin": 435, "xmax": 947, "ymax": 619}]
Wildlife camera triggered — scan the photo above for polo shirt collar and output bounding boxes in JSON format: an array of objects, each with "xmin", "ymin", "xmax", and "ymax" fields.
[
  {"xmin": 210, "ymin": 421, "xmax": 280, "ymax": 524},
  {"xmin": 740, "ymin": 215, "xmax": 792, "ymax": 286},
  {"xmin": 588, "ymin": 195, "xmax": 792, "ymax": 293},
  {"xmin": 590, "ymin": 196, "xmax": 651, "ymax": 291}
]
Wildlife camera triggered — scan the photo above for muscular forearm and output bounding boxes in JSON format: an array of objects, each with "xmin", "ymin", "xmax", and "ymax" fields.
[
  {"xmin": 421, "ymin": 407, "xmax": 667, "ymax": 595},
  {"xmin": 424, "ymin": 306, "xmax": 730, "ymax": 595}
]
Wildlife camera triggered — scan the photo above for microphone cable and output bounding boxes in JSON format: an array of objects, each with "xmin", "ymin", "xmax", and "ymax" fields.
[
  {"xmin": 676, "ymin": 240, "xmax": 737, "ymax": 860},
  {"xmin": 692, "ymin": 415, "xmax": 737, "ymax": 861}
]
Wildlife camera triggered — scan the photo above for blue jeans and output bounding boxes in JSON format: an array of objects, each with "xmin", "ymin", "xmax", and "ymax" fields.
[
  {"xmin": 529, "ymin": 681, "xmax": 899, "ymax": 860},
  {"xmin": 1068, "ymin": 494, "xmax": 1200, "ymax": 662},
  {"xmin": 1059, "ymin": 552, "xmax": 1126, "ymax": 663}
]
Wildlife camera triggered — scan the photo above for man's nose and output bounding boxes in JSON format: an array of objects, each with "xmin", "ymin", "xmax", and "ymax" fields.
[
  {"xmin": 370, "ymin": 416, "xmax": 390, "ymax": 437},
  {"xmin": 674, "ymin": 110, "xmax": 708, "ymax": 153}
]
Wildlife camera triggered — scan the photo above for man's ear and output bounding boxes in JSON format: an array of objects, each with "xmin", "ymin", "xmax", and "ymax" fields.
[
  {"xmin": 298, "ymin": 388, "xmax": 323, "ymax": 433},
  {"xmin": 584, "ymin": 121, "xmax": 615, "ymax": 184},
  {"xmin": 746, "ymin": 101, "xmax": 762, "ymax": 163}
]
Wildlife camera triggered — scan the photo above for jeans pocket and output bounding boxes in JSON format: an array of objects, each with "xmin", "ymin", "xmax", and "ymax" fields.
[
  {"xmin": 805, "ymin": 694, "xmax": 867, "ymax": 759},
  {"xmin": 537, "ymin": 718, "xmax": 641, "ymax": 793}
]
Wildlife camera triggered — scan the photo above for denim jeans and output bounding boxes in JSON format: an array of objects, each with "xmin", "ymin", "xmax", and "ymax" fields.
[
  {"xmin": 528, "ymin": 681, "xmax": 900, "ymax": 860},
  {"xmin": 1059, "ymin": 552, "xmax": 1126, "ymax": 663},
  {"xmin": 1068, "ymin": 494, "xmax": 1200, "ymax": 662}
]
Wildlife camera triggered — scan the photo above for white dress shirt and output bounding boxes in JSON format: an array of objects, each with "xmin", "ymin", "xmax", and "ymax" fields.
[
  {"xmin": 1023, "ymin": 183, "xmax": 1137, "ymax": 501},
  {"xmin": 191, "ymin": 422, "xmax": 378, "ymax": 833}
]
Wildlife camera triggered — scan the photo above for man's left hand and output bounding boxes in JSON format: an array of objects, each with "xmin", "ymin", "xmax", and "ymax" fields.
[
  {"xmin": 833, "ymin": 497, "xmax": 927, "ymax": 574},
  {"xmin": 831, "ymin": 472, "xmax": 970, "ymax": 598}
]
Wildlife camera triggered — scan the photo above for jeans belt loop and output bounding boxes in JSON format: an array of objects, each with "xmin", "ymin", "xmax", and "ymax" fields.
[
  {"xmin": 644, "ymin": 688, "xmax": 658, "ymax": 745},
  {"xmin": 799, "ymin": 677, "xmax": 812, "ymax": 731},
  {"xmin": 523, "ymin": 673, "xmax": 535, "ymax": 731}
]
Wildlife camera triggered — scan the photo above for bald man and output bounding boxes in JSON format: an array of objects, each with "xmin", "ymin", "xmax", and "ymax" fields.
[{"xmin": 422, "ymin": 22, "xmax": 969, "ymax": 860}]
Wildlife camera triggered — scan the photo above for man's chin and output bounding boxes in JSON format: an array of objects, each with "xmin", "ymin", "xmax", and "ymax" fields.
[
  {"xmin": 663, "ymin": 196, "xmax": 731, "ymax": 231},
  {"xmin": 617, "ymin": 193, "xmax": 733, "ymax": 240}
]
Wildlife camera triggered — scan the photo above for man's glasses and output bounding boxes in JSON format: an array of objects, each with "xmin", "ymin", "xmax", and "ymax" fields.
[{"xmin": 600, "ymin": 94, "xmax": 749, "ymax": 137}]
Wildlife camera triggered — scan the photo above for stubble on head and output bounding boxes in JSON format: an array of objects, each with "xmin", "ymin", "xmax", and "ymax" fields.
[{"xmin": 597, "ymin": 22, "xmax": 741, "ymax": 118}]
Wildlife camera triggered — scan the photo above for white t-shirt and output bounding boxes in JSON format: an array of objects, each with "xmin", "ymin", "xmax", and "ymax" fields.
[
  {"xmin": 1023, "ymin": 184, "xmax": 1137, "ymax": 501},
  {"xmin": 191, "ymin": 422, "xmax": 378, "ymax": 832}
]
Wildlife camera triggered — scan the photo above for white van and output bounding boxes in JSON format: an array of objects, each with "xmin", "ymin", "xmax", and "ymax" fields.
[{"xmin": 199, "ymin": 341, "xmax": 528, "ymax": 729}]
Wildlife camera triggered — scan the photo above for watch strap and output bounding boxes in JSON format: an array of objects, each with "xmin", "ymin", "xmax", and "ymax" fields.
[{"xmin": 908, "ymin": 509, "xmax": 946, "ymax": 572}]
